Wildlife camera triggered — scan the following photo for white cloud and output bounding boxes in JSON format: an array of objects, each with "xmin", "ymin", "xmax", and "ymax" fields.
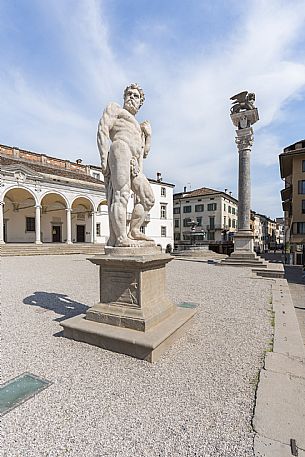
[{"xmin": 1, "ymin": 0, "xmax": 305, "ymax": 218}]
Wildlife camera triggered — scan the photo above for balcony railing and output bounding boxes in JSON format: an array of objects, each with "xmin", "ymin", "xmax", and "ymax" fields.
[{"xmin": 281, "ymin": 186, "xmax": 292, "ymax": 202}]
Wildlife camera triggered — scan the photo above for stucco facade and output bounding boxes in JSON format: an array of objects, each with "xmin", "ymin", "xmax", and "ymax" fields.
[{"xmin": 173, "ymin": 187, "xmax": 238, "ymax": 244}]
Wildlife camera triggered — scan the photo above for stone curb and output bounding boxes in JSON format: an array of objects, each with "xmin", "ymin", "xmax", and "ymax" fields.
[{"xmin": 253, "ymin": 278, "xmax": 305, "ymax": 457}]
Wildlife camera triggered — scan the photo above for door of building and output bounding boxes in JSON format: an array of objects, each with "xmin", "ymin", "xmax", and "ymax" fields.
[
  {"xmin": 52, "ymin": 225, "xmax": 61, "ymax": 242},
  {"xmin": 3, "ymin": 221, "xmax": 7, "ymax": 242},
  {"xmin": 76, "ymin": 225, "xmax": 85, "ymax": 242}
]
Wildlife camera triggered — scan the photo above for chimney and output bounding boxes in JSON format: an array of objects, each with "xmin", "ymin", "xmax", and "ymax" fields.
[
  {"xmin": 183, "ymin": 186, "xmax": 187, "ymax": 192},
  {"xmin": 156, "ymin": 172, "xmax": 162, "ymax": 182},
  {"xmin": 225, "ymin": 188, "xmax": 228, "ymax": 193},
  {"xmin": 76, "ymin": 159, "xmax": 82, "ymax": 164},
  {"xmin": 229, "ymin": 191, "xmax": 232, "ymax": 196}
]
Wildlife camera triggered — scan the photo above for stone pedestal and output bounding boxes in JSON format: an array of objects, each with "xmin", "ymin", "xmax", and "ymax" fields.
[{"xmin": 61, "ymin": 248, "xmax": 197, "ymax": 362}]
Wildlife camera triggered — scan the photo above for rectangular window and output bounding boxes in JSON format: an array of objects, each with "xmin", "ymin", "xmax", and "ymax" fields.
[
  {"xmin": 232, "ymin": 219, "xmax": 236, "ymax": 228},
  {"xmin": 173, "ymin": 207, "xmax": 180, "ymax": 214},
  {"xmin": 195, "ymin": 204, "xmax": 204, "ymax": 212},
  {"xmin": 224, "ymin": 203, "xmax": 226, "ymax": 211},
  {"xmin": 207, "ymin": 203, "xmax": 217, "ymax": 211},
  {"xmin": 183, "ymin": 205, "xmax": 192, "ymax": 213},
  {"xmin": 224, "ymin": 216, "xmax": 226, "ymax": 227},
  {"xmin": 196, "ymin": 217, "xmax": 202, "ymax": 226},
  {"xmin": 161, "ymin": 226, "xmax": 167, "ymax": 237},
  {"xmin": 174, "ymin": 219, "xmax": 179, "ymax": 228},
  {"xmin": 161, "ymin": 187, "xmax": 166, "ymax": 197},
  {"xmin": 183, "ymin": 218, "xmax": 191, "ymax": 227},
  {"xmin": 92, "ymin": 172, "xmax": 100, "ymax": 180},
  {"xmin": 229, "ymin": 218, "xmax": 231, "ymax": 228},
  {"xmin": 96, "ymin": 223, "xmax": 101, "ymax": 236},
  {"xmin": 140, "ymin": 226, "xmax": 145, "ymax": 234},
  {"xmin": 302, "ymin": 200, "xmax": 305, "ymax": 214},
  {"xmin": 298, "ymin": 180, "xmax": 305, "ymax": 194},
  {"xmin": 228, "ymin": 206, "xmax": 232, "ymax": 213},
  {"xmin": 174, "ymin": 233, "xmax": 181, "ymax": 241},
  {"xmin": 303, "ymin": 160, "xmax": 305, "ymax": 172},
  {"xmin": 160, "ymin": 204, "xmax": 167, "ymax": 219},
  {"xmin": 26, "ymin": 217, "xmax": 35, "ymax": 232},
  {"xmin": 232, "ymin": 207, "xmax": 236, "ymax": 215},
  {"xmin": 294, "ymin": 222, "xmax": 305, "ymax": 234},
  {"xmin": 209, "ymin": 216, "xmax": 215, "ymax": 230}
]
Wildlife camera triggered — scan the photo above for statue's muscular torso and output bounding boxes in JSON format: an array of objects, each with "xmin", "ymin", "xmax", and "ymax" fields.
[{"xmin": 109, "ymin": 108, "xmax": 144, "ymax": 159}]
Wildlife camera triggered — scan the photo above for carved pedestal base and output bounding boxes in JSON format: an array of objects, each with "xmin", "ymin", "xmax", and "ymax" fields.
[{"xmin": 61, "ymin": 250, "xmax": 196, "ymax": 362}]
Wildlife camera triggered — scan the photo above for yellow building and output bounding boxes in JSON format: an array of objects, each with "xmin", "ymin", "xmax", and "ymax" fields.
[{"xmin": 279, "ymin": 140, "xmax": 305, "ymax": 264}]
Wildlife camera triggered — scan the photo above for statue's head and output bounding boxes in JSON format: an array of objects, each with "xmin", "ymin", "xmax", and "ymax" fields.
[{"xmin": 123, "ymin": 83, "xmax": 145, "ymax": 115}]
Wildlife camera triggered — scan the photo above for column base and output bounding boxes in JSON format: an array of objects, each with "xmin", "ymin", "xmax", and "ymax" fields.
[
  {"xmin": 65, "ymin": 241, "xmax": 73, "ymax": 245},
  {"xmin": 233, "ymin": 230, "xmax": 254, "ymax": 253},
  {"xmin": 220, "ymin": 231, "xmax": 268, "ymax": 267},
  {"xmin": 35, "ymin": 241, "xmax": 42, "ymax": 245}
]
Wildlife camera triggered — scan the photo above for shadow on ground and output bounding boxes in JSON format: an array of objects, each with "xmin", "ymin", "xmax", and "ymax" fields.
[
  {"xmin": 284, "ymin": 265, "xmax": 305, "ymax": 286},
  {"xmin": 23, "ymin": 292, "xmax": 89, "ymax": 322}
]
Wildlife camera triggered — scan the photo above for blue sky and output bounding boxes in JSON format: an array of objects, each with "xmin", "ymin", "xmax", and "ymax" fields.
[{"xmin": 1, "ymin": 1, "xmax": 305, "ymax": 218}]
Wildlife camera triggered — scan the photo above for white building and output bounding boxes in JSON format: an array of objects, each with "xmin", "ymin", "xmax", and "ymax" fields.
[
  {"xmin": 0, "ymin": 144, "xmax": 174, "ymax": 250},
  {"xmin": 173, "ymin": 187, "xmax": 238, "ymax": 244}
]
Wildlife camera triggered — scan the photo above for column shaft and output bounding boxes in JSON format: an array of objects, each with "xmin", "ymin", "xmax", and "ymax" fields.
[
  {"xmin": 35, "ymin": 205, "xmax": 42, "ymax": 244},
  {"xmin": 91, "ymin": 212, "xmax": 97, "ymax": 243},
  {"xmin": 238, "ymin": 148, "xmax": 251, "ymax": 231},
  {"xmin": 0, "ymin": 202, "xmax": 4, "ymax": 244},
  {"xmin": 66, "ymin": 209, "xmax": 72, "ymax": 244}
]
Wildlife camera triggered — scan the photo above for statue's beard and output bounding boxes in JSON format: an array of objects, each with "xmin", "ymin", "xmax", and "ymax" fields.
[{"xmin": 124, "ymin": 99, "xmax": 138, "ymax": 115}]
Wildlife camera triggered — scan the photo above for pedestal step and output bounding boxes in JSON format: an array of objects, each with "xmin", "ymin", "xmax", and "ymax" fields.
[
  {"xmin": 0, "ymin": 243, "xmax": 104, "ymax": 256},
  {"xmin": 220, "ymin": 258, "xmax": 268, "ymax": 267},
  {"xmin": 61, "ymin": 306, "xmax": 197, "ymax": 362}
]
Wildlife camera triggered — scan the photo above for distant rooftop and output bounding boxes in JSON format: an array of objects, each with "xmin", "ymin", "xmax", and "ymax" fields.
[
  {"xmin": 174, "ymin": 186, "xmax": 237, "ymax": 202},
  {"xmin": 0, "ymin": 143, "xmax": 174, "ymax": 187},
  {"xmin": 0, "ymin": 144, "xmax": 101, "ymax": 184},
  {"xmin": 283, "ymin": 140, "xmax": 305, "ymax": 153}
]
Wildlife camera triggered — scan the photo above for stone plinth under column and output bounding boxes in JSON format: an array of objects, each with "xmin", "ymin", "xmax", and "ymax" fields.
[
  {"xmin": 61, "ymin": 247, "xmax": 196, "ymax": 362},
  {"xmin": 221, "ymin": 231, "xmax": 268, "ymax": 267},
  {"xmin": 232, "ymin": 231, "xmax": 254, "ymax": 254}
]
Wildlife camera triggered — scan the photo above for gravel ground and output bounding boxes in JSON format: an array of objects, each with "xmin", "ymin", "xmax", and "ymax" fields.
[{"xmin": 1, "ymin": 255, "xmax": 272, "ymax": 457}]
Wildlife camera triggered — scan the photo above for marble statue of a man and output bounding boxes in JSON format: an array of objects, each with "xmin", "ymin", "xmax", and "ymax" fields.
[{"xmin": 97, "ymin": 83, "xmax": 155, "ymax": 247}]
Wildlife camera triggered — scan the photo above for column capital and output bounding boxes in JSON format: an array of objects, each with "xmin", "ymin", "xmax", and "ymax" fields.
[
  {"xmin": 235, "ymin": 127, "xmax": 254, "ymax": 152},
  {"xmin": 35, "ymin": 204, "xmax": 42, "ymax": 209},
  {"xmin": 65, "ymin": 207, "xmax": 72, "ymax": 212}
]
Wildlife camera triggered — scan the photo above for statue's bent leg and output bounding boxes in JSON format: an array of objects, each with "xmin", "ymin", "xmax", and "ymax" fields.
[
  {"xmin": 104, "ymin": 176, "xmax": 116, "ymax": 246},
  {"xmin": 108, "ymin": 141, "xmax": 136, "ymax": 247},
  {"xmin": 129, "ymin": 173, "xmax": 155, "ymax": 241}
]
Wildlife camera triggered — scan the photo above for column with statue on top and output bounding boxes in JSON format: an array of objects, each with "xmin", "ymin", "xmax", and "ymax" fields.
[{"xmin": 229, "ymin": 91, "xmax": 260, "ymax": 260}]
